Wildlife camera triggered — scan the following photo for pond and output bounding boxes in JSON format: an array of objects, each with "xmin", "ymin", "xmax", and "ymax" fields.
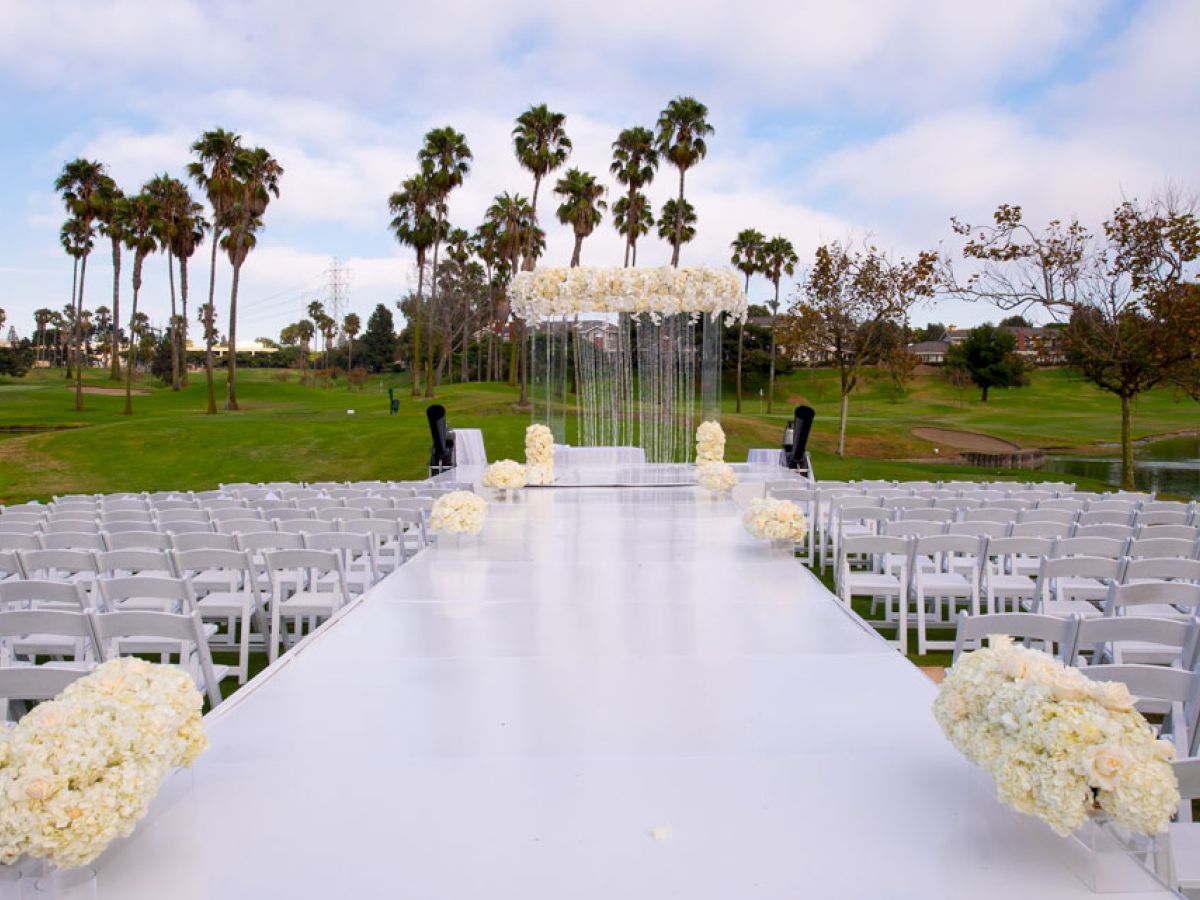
[{"xmin": 1040, "ymin": 434, "xmax": 1200, "ymax": 499}]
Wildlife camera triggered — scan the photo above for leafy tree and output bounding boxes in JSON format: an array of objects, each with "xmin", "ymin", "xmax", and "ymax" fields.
[
  {"xmin": 949, "ymin": 197, "xmax": 1199, "ymax": 487},
  {"xmin": 554, "ymin": 168, "xmax": 607, "ymax": 267},
  {"xmin": 730, "ymin": 228, "xmax": 765, "ymax": 413},
  {"xmin": 171, "ymin": 194, "xmax": 206, "ymax": 388},
  {"xmin": 944, "ymin": 323, "xmax": 1028, "ymax": 401},
  {"xmin": 360, "ymin": 304, "xmax": 398, "ymax": 373},
  {"xmin": 388, "ymin": 170, "xmax": 440, "ymax": 397},
  {"xmin": 95, "ymin": 177, "xmax": 126, "ymax": 379},
  {"xmin": 189, "ymin": 128, "xmax": 244, "ymax": 415},
  {"xmin": 791, "ymin": 241, "xmax": 940, "ymax": 456},
  {"xmin": 999, "ymin": 314, "xmax": 1031, "ymax": 328},
  {"xmin": 917, "ymin": 321, "xmax": 946, "ymax": 342},
  {"xmin": 655, "ymin": 96, "xmax": 712, "ymax": 267},
  {"xmin": 146, "ymin": 173, "xmax": 192, "ymax": 391},
  {"xmin": 610, "ymin": 126, "xmax": 658, "ymax": 267},
  {"xmin": 761, "ymin": 235, "xmax": 798, "ymax": 414},
  {"xmin": 0, "ymin": 342, "xmax": 33, "ymax": 378},
  {"xmin": 484, "ymin": 192, "xmax": 541, "ymax": 401}
]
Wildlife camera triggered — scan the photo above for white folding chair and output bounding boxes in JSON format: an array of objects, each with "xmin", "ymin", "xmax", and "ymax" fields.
[
  {"xmin": 38, "ymin": 532, "xmax": 106, "ymax": 551},
  {"xmin": 91, "ymin": 609, "xmax": 226, "ymax": 707},
  {"xmin": 94, "ymin": 548, "xmax": 177, "ymax": 579},
  {"xmin": 1169, "ymin": 758, "xmax": 1200, "ymax": 893},
  {"xmin": 1104, "ymin": 581, "xmax": 1200, "ymax": 624},
  {"xmin": 0, "ymin": 608, "xmax": 99, "ymax": 668},
  {"xmin": 1033, "ymin": 555, "xmax": 1121, "ymax": 617},
  {"xmin": 1123, "ymin": 557, "xmax": 1200, "ymax": 586},
  {"xmin": 837, "ymin": 534, "xmax": 910, "ymax": 651},
  {"xmin": 1070, "ymin": 615, "xmax": 1197, "ymax": 669},
  {"xmin": 263, "ymin": 549, "xmax": 351, "ymax": 662},
  {"xmin": 911, "ymin": 534, "xmax": 983, "ymax": 655},
  {"xmin": 173, "ymin": 548, "xmax": 264, "ymax": 684},
  {"xmin": 0, "ymin": 666, "xmax": 87, "ymax": 723},
  {"xmin": 303, "ymin": 531, "xmax": 379, "ymax": 595},
  {"xmin": 981, "ymin": 536, "xmax": 1054, "ymax": 614},
  {"xmin": 43, "ymin": 519, "xmax": 100, "ymax": 534},
  {"xmin": 0, "ymin": 533, "xmax": 42, "ymax": 553},
  {"xmin": 342, "ymin": 518, "xmax": 404, "ymax": 573},
  {"xmin": 1084, "ymin": 664, "xmax": 1200, "ymax": 755},
  {"xmin": 952, "ymin": 610, "xmax": 1077, "ymax": 662},
  {"xmin": 1127, "ymin": 537, "xmax": 1200, "ymax": 561},
  {"xmin": 102, "ymin": 530, "xmax": 172, "ymax": 551}
]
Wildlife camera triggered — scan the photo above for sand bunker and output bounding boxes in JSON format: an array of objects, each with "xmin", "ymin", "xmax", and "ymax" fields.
[
  {"xmin": 67, "ymin": 386, "xmax": 150, "ymax": 396},
  {"xmin": 911, "ymin": 427, "xmax": 1020, "ymax": 453}
]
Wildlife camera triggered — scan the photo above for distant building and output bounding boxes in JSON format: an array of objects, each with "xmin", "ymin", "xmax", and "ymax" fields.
[
  {"xmin": 940, "ymin": 325, "xmax": 1065, "ymax": 365},
  {"xmin": 908, "ymin": 340, "xmax": 949, "ymax": 364}
]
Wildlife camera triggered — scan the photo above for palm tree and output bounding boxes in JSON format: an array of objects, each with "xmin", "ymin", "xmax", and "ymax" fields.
[
  {"xmin": 485, "ymin": 192, "xmax": 540, "ymax": 402},
  {"xmin": 122, "ymin": 189, "xmax": 160, "ymax": 415},
  {"xmin": 95, "ymin": 177, "xmax": 126, "ymax": 380},
  {"xmin": 388, "ymin": 171, "xmax": 439, "ymax": 397},
  {"xmin": 189, "ymin": 129, "xmax": 244, "ymax": 413},
  {"xmin": 94, "ymin": 305, "xmax": 112, "ymax": 364},
  {"xmin": 655, "ymin": 97, "xmax": 713, "ymax": 267},
  {"xmin": 417, "ymin": 126, "xmax": 471, "ymax": 398},
  {"xmin": 657, "ymin": 198, "xmax": 696, "ymax": 260},
  {"xmin": 146, "ymin": 174, "xmax": 191, "ymax": 391},
  {"xmin": 172, "ymin": 199, "xmax": 207, "ymax": 387},
  {"xmin": 296, "ymin": 319, "xmax": 315, "ymax": 382},
  {"xmin": 612, "ymin": 193, "xmax": 653, "ymax": 266},
  {"xmin": 34, "ymin": 308, "xmax": 54, "ymax": 362},
  {"xmin": 553, "ymin": 169, "xmax": 607, "ymax": 267},
  {"xmin": 343, "ymin": 312, "xmax": 361, "ymax": 381},
  {"xmin": 307, "ymin": 300, "xmax": 327, "ymax": 367},
  {"xmin": 760, "ymin": 235, "xmax": 798, "ymax": 414},
  {"xmin": 610, "ymin": 127, "xmax": 658, "ymax": 267},
  {"xmin": 222, "ymin": 146, "xmax": 282, "ymax": 410},
  {"xmin": 512, "ymin": 104, "xmax": 571, "ymax": 269},
  {"xmin": 55, "ymin": 158, "xmax": 107, "ymax": 408},
  {"xmin": 58, "ymin": 218, "xmax": 92, "ymax": 379},
  {"xmin": 730, "ymin": 228, "xmax": 765, "ymax": 413}
]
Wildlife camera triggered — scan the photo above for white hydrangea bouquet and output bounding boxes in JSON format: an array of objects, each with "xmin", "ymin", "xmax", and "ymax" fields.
[
  {"xmin": 695, "ymin": 420, "xmax": 726, "ymax": 464},
  {"xmin": 742, "ymin": 497, "xmax": 808, "ymax": 544},
  {"xmin": 525, "ymin": 424, "xmax": 555, "ymax": 486},
  {"xmin": 480, "ymin": 459, "xmax": 527, "ymax": 493},
  {"xmin": 0, "ymin": 657, "xmax": 207, "ymax": 870},
  {"xmin": 429, "ymin": 490, "xmax": 488, "ymax": 536},
  {"xmin": 697, "ymin": 462, "xmax": 737, "ymax": 494},
  {"xmin": 933, "ymin": 636, "xmax": 1179, "ymax": 836}
]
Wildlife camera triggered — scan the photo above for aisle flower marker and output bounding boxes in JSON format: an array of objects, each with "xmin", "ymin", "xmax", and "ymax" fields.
[
  {"xmin": 429, "ymin": 491, "xmax": 488, "ymax": 536},
  {"xmin": 481, "ymin": 459, "xmax": 527, "ymax": 493},
  {"xmin": 525, "ymin": 424, "xmax": 555, "ymax": 486},
  {"xmin": 694, "ymin": 420, "xmax": 737, "ymax": 494},
  {"xmin": 933, "ymin": 636, "xmax": 1178, "ymax": 836},
  {"xmin": 0, "ymin": 658, "xmax": 207, "ymax": 870},
  {"xmin": 742, "ymin": 497, "xmax": 808, "ymax": 544}
]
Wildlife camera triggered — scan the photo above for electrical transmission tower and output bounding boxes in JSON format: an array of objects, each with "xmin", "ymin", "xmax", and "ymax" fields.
[{"xmin": 324, "ymin": 257, "xmax": 350, "ymax": 338}]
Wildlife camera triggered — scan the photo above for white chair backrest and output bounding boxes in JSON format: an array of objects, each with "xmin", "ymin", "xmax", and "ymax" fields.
[
  {"xmin": 44, "ymin": 519, "xmax": 100, "ymax": 534},
  {"xmin": 275, "ymin": 519, "xmax": 337, "ymax": 534},
  {"xmin": 1083, "ymin": 664, "xmax": 1200, "ymax": 751},
  {"xmin": 1039, "ymin": 555, "xmax": 1122, "ymax": 581},
  {"xmin": 103, "ymin": 530, "xmax": 172, "ymax": 551},
  {"xmin": 235, "ymin": 531, "xmax": 304, "ymax": 553},
  {"xmin": 101, "ymin": 520, "xmax": 158, "ymax": 534},
  {"xmin": 1036, "ymin": 498, "xmax": 1086, "ymax": 512},
  {"xmin": 161, "ymin": 520, "xmax": 214, "ymax": 535},
  {"xmin": 174, "ymin": 547, "xmax": 256, "ymax": 577},
  {"xmin": 0, "ymin": 579, "xmax": 89, "ymax": 610},
  {"xmin": 1174, "ymin": 758, "xmax": 1200, "ymax": 822},
  {"xmin": 266, "ymin": 508, "xmax": 314, "ymax": 522},
  {"xmin": 214, "ymin": 519, "xmax": 275, "ymax": 535},
  {"xmin": 1008, "ymin": 521, "xmax": 1068, "ymax": 539},
  {"xmin": 1122, "ymin": 557, "xmax": 1200, "ymax": 585},
  {"xmin": 91, "ymin": 609, "xmax": 222, "ymax": 707},
  {"xmin": 1137, "ymin": 525, "xmax": 1200, "ymax": 542},
  {"xmin": 0, "ymin": 533, "xmax": 41, "ymax": 552},
  {"xmin": 1078, "ymin": 510, "xmax": 1134, "ymax": 527},
  {"xmin": 209, "ymin": 507, "xmax": 263, "ymax": 522},
  {"xmin": 97, "ymin": 575, "xmax": 196, "ymax": 613},
  {"xmin": 0, "ymin": 666, "xmax": 87, "ymax": 716},
  {"xmin": 156, "ymin": 509, "xmax": 209, "ymax": 524},
  {"xmin": 965, "ymin": 509, "xmax": 1016, "ymax": 525},
  {"xmin": 1017, "ymin": 508, "xmax": 1076, "ymax": 525},
  {"xmin": 1126, "ymin": 537, "xmax": 1198, "ymax": 560},
  {"xmin": 95, "ymin": 549, "xmax": 177, "ymax": 578},
  {"xmin": 1071, "ymin": 616, "xmax": 1198, "ymax": 669},
  {"xmin": 1054, "ymin": 535, "xmax": 1128, "ymax": 559},
  {"xmin": 170, "ymin": 532, "xmax": 239, "ymax": 552},
  {"xmin": 1136, "ymin": 510, "xmax": 1191, "ymax": 527},
  {"xmin": 897, "ymin": 507, "xmax": 954, "ymax": 523},
  {"xmin": 38, "ymin": 532, "xmax": 106, "ymax": 551},
  {"xmin": 0, "ymin": 609, "xmax": 99, "ymax": 665},
  {"xmin": 1072, "ymin": 523, "xmax": 1135, "ymax": 541},
  {"xmin": 952, "ymin": 611, "xmax": 1077, "ymax": 662},
  {"xmin": 947, "ymin": 521, "xmax": 1009, "ymax": 539},
  {"xmin": 18, "ymin": 548, "xmax": 97, "ymax": 579},
  {"xmin": 345, "ymin": 497, "xmax": 394, "ymax": 512},
  {"xmin": 295, "ymin": 498, "xmax": 343, "ymax": 512},
  {"xmin": 1105, "ymin": 580, "xmax": 1200, "ymax": 615},
  {"xmin": 882, "ymin": 520, "xmax": 944, "ymax": 538}
]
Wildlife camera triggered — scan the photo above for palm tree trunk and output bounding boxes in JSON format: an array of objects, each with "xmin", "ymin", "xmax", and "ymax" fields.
[
  {"xmin": 204, "ymin": 227, "xmax": 221, "ymax": 415},
  {"xmin": 66, "ymin": 257, "xmax": 78, "ymax": 379},
  {"xmin": 672, "ymin": 169, "xmax": 685, "ymax": 267},
  {"xmin": 179, "ymin": 257, "xmax": 189, "ymax": 387},
  {"xmin": 624, "ymin": 187, "xmax": 635, "ymax": 267},
  {"xmin": 110, "ymin": 237, "xmax": 122, "ymax": 380},
  {"xmin": 519, "ymin": 319, "xmax": 529, "ymax": 406},
  {"xmin": 736, "ymin": 322, "xmax": 745, "ymax": 413},
  {"xmin": 227, "ymin": 255, "xmax": 242, "ymax": 411},
  {"xmin": 74, "ymin": 252, "xmax": 89, "ymax": 411},
  {"xmin": 507, "ymin": 322, "xmax": 518, "ymax": 386},
  {"xmin": 411, "ymin": 259, "xmax": 424, "ymax": 397},
  {"xmin": 767, "ymin": 283, "xmax": 779, "ymax": 415},
  {"xmin": 525, "ymin": 175, "xmax": 542, "ymax": 269},
  {"xmin": 571, "ymin": 234, "xmax": 583, "ymax": 267},
  {"xmin": 426, "ymin": 215, "xmax": 443, "ymax": 399},
  {"xmin": 124, "ymin": 257, "xmax": 142, "ymax": 416},
  {"xmin": 167, "ymin": 253, "xmax": 180, "ymax": 391}
]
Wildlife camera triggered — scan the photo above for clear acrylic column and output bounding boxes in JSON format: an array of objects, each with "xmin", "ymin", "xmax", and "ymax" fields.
[{"xmin": 700, "ymin": 312, "xmax": 723, "ymax": 425}]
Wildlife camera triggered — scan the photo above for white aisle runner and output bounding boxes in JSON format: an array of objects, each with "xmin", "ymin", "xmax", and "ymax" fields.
[{"xmin": 100, "ymin": 472, "xmax": 1169, "ymax": 899}]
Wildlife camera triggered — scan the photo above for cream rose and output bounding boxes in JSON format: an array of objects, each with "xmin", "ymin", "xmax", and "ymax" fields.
[
  {"xmin": 1092, "ymin": 680, "xmax": 1137, "ymax": 711},
  {"xmin": 1090, "ymin": 743, "xmax": 1133, "ymax": 790}
]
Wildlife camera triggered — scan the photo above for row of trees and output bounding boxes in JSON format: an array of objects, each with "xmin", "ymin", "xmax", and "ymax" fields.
[
  {"xmin": 51, "ymin": 129, "xmax": 283, "ymax": 416},
  {"xmin": 387, "ymin": 97, "xmax": 715, "ymax": 404}
]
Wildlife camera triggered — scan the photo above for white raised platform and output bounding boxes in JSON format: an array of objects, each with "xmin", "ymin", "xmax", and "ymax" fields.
[{"xmin": 98, "ymin": 466, "xmax": 1169, "ymax": 898}]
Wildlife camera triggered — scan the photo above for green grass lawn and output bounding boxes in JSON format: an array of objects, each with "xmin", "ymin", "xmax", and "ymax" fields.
[{"xmin": 2, "ymin": 364, "xmax": 1196, "ymax": 504}]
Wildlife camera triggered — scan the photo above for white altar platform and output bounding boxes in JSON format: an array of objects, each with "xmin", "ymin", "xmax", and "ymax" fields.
[{"xmin": 98, "ymin": 467, "xmax": 1171, "ymax": 898}]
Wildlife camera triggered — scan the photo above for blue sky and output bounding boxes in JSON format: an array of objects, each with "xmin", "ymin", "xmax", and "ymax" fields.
[{"xmin": 1, "ymin": 0, "xmax": 1196, "ymax": 341}]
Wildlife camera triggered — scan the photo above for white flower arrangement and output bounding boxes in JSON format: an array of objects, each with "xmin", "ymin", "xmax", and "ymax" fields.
[
  {"xmin": 695, "ymin": 420, "xmax": 726, "ymax": 464},
  {"xmin": 933, "ymin": 636, "xmax": 1179, "ymax": 837},
  {"xmin": 525, "ymin": 424, "xmax": 555, "ymax": 486},
  {"xmin": 509, "ymin": 267, "xmax": 747, "ymax": 325},
  {"xmin": 742, "ymin": 497, "xmax": 808, "ymax": 543},
  {"xmin": 0, "ymin": 658, "xmax": 207, "ymax": 869},
  {"xmin": 696, "ymin": 461, "xmax": 737, "ymax": 494},
  {"xmin": 429, "ymin": 491, "xmax": 488, "ymax": 536},
  {"xmin": 480, "ymin": 459, "xmax": 527, "ymax": 490}
]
